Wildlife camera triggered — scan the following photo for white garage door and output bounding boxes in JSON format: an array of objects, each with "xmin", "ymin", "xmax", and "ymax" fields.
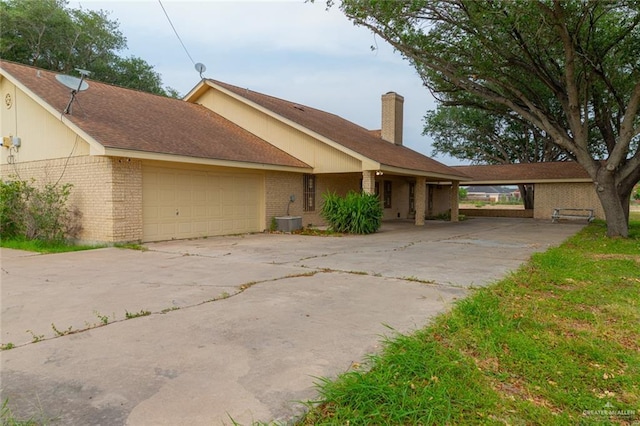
[{"xmin": 142, "ymin": 165, "xmax": 263, "ymax": 242}]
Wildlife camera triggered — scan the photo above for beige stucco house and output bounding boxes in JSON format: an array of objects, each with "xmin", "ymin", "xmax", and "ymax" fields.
[{"xmin": 0, "ymin": 61, "xmax": 468, "ymax": 243}]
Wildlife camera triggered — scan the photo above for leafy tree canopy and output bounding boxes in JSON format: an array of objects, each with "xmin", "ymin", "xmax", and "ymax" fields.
[
  {"xmin": 0, "ymin": 0, "xmax": 177, "ymax": 97},
  {"xmin": 333, "ymin": 0, "xmax": 640, "ymax": 237}
]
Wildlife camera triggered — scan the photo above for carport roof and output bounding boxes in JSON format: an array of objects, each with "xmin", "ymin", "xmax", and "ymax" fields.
[
  {"xmin": 452, "ymin": 162, "xmax": 592, "ymax": 184},
  {"xmin": 200, "ymin": 79, "xmax": 469, "ymax": 181},
  {"xmin": 0, "ymin": 61, "xmax": 310, "ymax": 171}
]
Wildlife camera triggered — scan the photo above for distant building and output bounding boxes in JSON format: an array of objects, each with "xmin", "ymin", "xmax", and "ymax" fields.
[{"xmin": 463, "ymin": 185, "xmax": 520, "ymax": 203}]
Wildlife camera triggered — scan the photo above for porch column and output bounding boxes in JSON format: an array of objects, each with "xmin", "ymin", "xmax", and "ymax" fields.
[
  {"xmin": 415, "ymin": 177, "xmax": 426, "ymax": 226},
  {"xmin": 450, "ymin": 181, "xmax": 460, "ymax": 222},
  {"xmin": 362, "ymin": 170, "xmax": 375, "ymax": 194}
]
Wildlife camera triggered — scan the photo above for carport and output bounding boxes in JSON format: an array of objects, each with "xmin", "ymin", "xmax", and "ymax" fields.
[{"xmin": 452, "ymin": 162, "xmax": 604, "ymax": 220}]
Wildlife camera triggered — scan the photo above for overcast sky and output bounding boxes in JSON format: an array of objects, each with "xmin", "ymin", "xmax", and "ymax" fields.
[{"xmin": 72, "ymin": 0, "xmax": 463, "ymax": 165}]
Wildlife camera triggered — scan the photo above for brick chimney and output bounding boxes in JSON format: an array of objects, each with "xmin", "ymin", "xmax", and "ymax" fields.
[{"xmin": 381, "ymin": 92, "xmax": 404, "ymax": 145}]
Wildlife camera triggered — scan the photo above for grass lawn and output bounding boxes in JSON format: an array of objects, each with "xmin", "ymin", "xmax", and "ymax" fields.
[
  {"xmin": 0, "ymin": 238, "xmax": 104, "ymax": 253},
  {"xmin": 302, "ymin": 219, "xmax": 640, "ymax": 425}
]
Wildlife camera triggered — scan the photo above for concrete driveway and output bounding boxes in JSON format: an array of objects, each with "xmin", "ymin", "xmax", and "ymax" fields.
[{"xmin": 0, "ymin": 218, "xmax": 584, "ymax": 425}]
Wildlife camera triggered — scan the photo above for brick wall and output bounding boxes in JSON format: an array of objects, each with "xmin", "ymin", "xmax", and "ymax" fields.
[
  {"xmin": 428, "ymin": 185, "xmax": 452, "ymax": 217},
  {"xmin": 111, "ymin": 158, "xmax": 143, "ymax": 242},
  {"xmin": 264, "ymin": 172, "xmax": 363, "ymax": 228},
  {"xmin": 381, "ymin": 92, "xmax": 404, "ymax": 145},
  {"xmin": 265, "ymin": 171, "xmax": 303, "ymax": 228},
  {"xmin": 266, "ymin": 172, "xmax": 435, "ymax": 227},
  {"xmin": 379, "ymin": 176, "xmax": 412, "ymax": 220},
  {"xmin": 534, "ymin": 182, "xmax": 604, "ymax": 220},
  {"xmin": 460, "ymin": 208, "xmax": 534, "ymax": 218},
  {"xmin": 312, "ymin": 173, "xmax": 361, "ymax": 226},
  {"xmin": 1, "ymin": 156, "xmax": 143, "ymax": 243}
]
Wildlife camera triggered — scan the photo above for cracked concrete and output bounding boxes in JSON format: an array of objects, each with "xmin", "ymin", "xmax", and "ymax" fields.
[{"xmin": 0, "ymin": 218, "xmax": 584, "ymax": 425}]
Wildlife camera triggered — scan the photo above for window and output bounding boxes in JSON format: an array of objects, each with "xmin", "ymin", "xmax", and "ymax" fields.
[
  {"xmin": 384, "ymin": 180, "xmax": 392, "ymax": 208},
  {"xmin": 409, "ymin": 182, "xmax": 416, "ymax": 213},
  {"xmin": 303, "ymin": 174, "xmax": 316, "ymax": 212}
]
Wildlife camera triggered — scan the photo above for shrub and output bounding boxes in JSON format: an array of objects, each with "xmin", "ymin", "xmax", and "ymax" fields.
[
  {"xmin": 0, "ymin": 179, "xmax": 28, "ymax": 238},
  {"xmin": 0, "ymin": 178, "xmax": 82, "ymax": 243},
  {"xmin": 320, "ymin": 191, "xmax": 382, "ymax": 234},
  {"xmin": 458, "ymin": 187, "xmax": 468, "ymax": 200}
]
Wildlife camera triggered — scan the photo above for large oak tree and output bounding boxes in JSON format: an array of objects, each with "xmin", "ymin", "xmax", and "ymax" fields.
[
  {"xmin": 333, "ymin": 0, "xmax": 640, "ymax": 237},
  {"xmin": 0, "ymin": 0, "xmax": 174, "ymax": 96}
]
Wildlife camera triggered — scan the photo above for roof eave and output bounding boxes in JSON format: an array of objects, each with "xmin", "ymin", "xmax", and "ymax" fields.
[
  {"xmin": 380, "ymin": 164, "xmax": 470, "ymax": 181},
  {"xmin": 465, "ymin": 178, "xmax": 593, "ymax": 185},
  {"xmin": 102, "ymin": 148, "xmax": 312, "ymax": 173},
  {"xmin": 0, "ymin": 66, "xmax": 106, "ymax": 155},
  {"xmin": 183, "ymin": 79, "xmax": 209, "ymax": 102}
]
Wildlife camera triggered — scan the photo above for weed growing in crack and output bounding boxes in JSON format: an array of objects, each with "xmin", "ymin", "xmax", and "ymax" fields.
[
  {"xmin": 239, "ymin": 282, "xmax": 256, "ymax": 291},
  {"xmin": 93, "ymin": 310, "xmax": 112, "ymax": 325},
  {"xmin": 125, "ymin": 310, "xmax": 151, "ymax": 319},
  {"xmin": 161, "ymin": 306, "xmax": 180, "ymax": 314},
  {"xmin": 403, "ymin": 276, "xmax": 436, "ymax": 284},
  {"xmin": 26, "ymin": 330, "xmax": 44, "ymax": 343},
  {"xmin": 284, "ymin": 271, "xmax": 317, "ymax": 279},
  {"xmin": 0, "ymin": 343, "xmax": 15, "ymax": 351},
  {"xmin": 51, "ymin": 323, "xmax": 72, "ymax": 337}
]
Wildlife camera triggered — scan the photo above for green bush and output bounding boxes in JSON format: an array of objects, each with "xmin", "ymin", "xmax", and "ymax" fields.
[
  {"xmin": 320, "ymin": 191, "xmax": 382, "ymax": 234},
  {"xmin": 0, "ymin": 178, "xmax": 82, "ymax": 243},
  {"xmin": 458, "ymin": 187, "xmax": 468, "ymax": 200},
  {"xmin": 0, "ymin": 180, "xmax": 28, "ymax": 238}
]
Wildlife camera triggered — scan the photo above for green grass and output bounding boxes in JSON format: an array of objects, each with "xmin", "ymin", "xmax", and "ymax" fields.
[
  {"xmin": 0, "ymin": 238, "xmax": 104, "ymax": 253},
  {"xmin": 302, "ymin": 219, "xmax": 640, "ymax": 425},
  {"xmin": 0, "ymin": 399, "xmax": 39, "ymax": 425}
]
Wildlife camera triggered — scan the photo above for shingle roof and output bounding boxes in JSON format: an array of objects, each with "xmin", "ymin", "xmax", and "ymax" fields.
[
  {"xmin": 0, "ymin": 61, "xmax": 309, "ymax": 169},
  {"xmin": 452, "ymin": 162, "xmax": 592, "ymax": 183},
  {"xmin": 209, "ymin": 80, "xmax": 468, "ymax": 180}
]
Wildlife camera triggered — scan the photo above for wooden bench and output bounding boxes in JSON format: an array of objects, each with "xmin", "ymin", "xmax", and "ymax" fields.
[{"xmin": 551, "ymin": 208, "xmax": 595, "ymax": 223}]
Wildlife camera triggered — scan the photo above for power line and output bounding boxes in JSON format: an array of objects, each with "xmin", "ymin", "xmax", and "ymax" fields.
[{"xmin": 158, "ymin": 0, "xmax": 196, "ymax": 66}]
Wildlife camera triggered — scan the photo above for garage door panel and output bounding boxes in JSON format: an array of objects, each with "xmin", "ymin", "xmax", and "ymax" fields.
[
  {"xmin": 159, "ymin": 206, "xmax": 176, "ymax": 221},
  {"xmin": 143, "ymin": 166, "xmax": 262, "ymax": 242},
  {"xmin": 193, "ymin": 205, "xmax": 208, "ymax": 218},
  {"xmin": 192, "ymin": 221, "xmax": 208, "ymax": 233},
  {"xmin": 159, "ymin": 188, "xmax": 176, "ymax": 205},
  {"xmin": 159, "ymin": 223, "xmax": 176, "ymax": 236},
  {"xmin": 178, "ymin": 222, "xmax": 192, "ymax": 235},
  {"xmin": 209, "ymin": 221, "xmax": 223, "ymax": 234},
  {"xmin": 193, "ymin": 189, "xmax": 207, "ymax": 205},
  {"xmin": 143, "ymin": 223, "xmax": 158, "ymax": 239},
  {"xmin": 157, "ymin": 172, "xmax": 175, "ymax": 186}
]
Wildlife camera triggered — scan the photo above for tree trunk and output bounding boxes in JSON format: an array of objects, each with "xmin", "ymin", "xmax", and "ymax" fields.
[
  {"xmin": 518, "ymin": 184, "xmax": 534, "ymax": 210},
  {"xmin": 621, "ymin": 192, "xmax": 630, "ymax": 224},
  {"xmin": 595, "ymin": 169, "xmax": 630, "ymax": 238}
]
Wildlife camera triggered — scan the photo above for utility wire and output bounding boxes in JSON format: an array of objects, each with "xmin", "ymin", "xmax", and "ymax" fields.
[{"xmin": 158, "ymin": 0, "xmax": 196, "ymax": 66}]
